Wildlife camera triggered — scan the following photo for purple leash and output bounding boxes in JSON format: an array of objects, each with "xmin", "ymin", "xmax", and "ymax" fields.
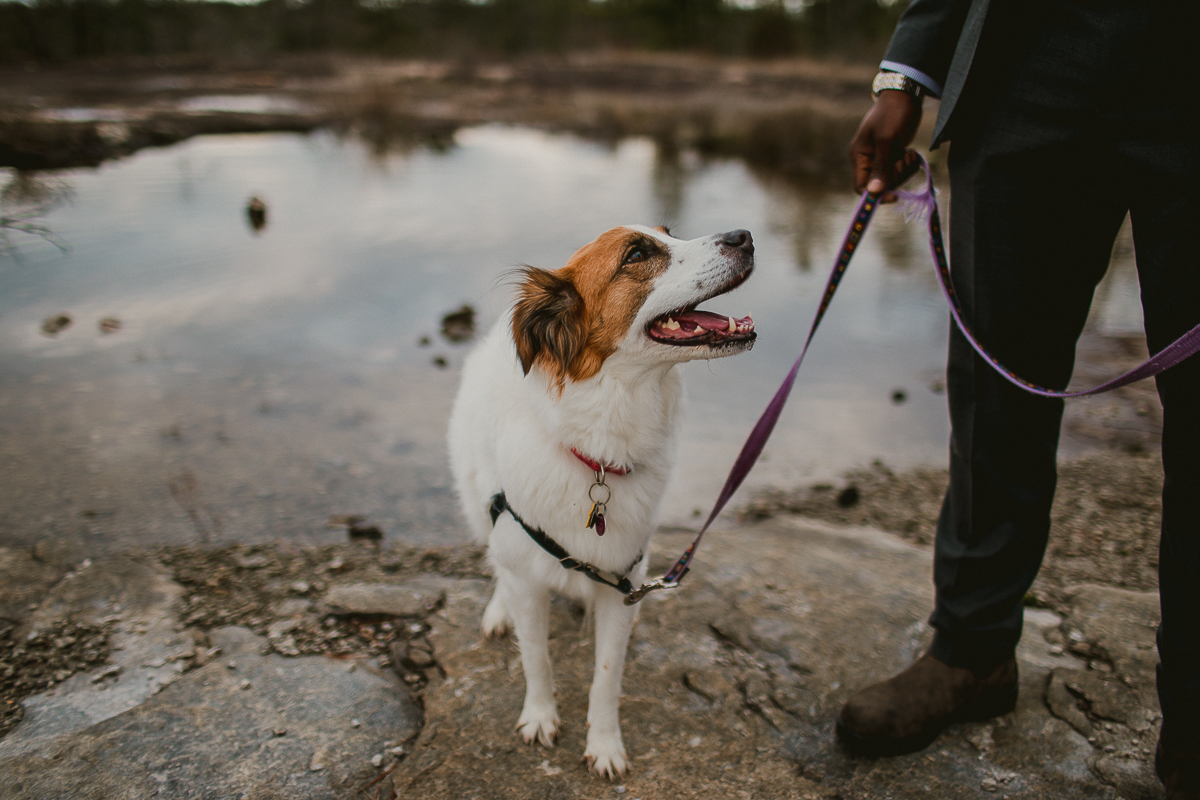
[
  {"xmin": 897, "ymin": 153, "xmax": 1200, "ymax": 397},
  {"xmin": 624, "ymin": 152, "xmax": 1200, "ymax": 605}
]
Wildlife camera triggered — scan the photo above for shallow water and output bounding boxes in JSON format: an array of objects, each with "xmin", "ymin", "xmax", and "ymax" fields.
[{"xmin": 0, "ymin": 126, "xmax": 1143, "ymax": 556}]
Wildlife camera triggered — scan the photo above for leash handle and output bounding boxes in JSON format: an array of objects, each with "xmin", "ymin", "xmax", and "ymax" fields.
[{"xmin": 627, "ymin": 152, "xmax": 1200, "ymax": 605}]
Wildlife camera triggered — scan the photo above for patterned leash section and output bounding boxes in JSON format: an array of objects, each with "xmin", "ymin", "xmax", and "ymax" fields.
[
  {"xmin": 626, "ymin": 152, "xmax": 1200, "ymax": 605},
  {"xmin": 625, "ymin": 192, "xmax": 880, "ymax": 604}
]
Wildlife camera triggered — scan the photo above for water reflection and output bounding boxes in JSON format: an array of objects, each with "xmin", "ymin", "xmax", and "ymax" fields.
[
  {"xmin": 0, "ymin": 171, "xmax": 72, "ymax": 259},
  {"xmin": 0, "ymin": 126, "xmax": 1144, "ymax": 558}
]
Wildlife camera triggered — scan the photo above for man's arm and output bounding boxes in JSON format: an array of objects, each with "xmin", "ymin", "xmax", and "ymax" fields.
[
  {"xmin": 849, "ymin": 0, "xmax": 972, "ymax": 195},
  {"xmin": 883, "ymin": 0, "xmax": 973, "ymax": 95}
]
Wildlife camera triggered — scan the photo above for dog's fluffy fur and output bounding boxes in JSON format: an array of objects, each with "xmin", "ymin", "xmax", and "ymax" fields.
[{"xmin": 448, "ymin": 224, "xmax": 755, "ymax": 778}]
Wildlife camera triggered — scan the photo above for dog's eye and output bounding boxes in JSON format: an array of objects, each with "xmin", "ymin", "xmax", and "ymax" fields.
[{"xmin": 624, "ymin": 248, "xmax": 646, "ymax": 265}]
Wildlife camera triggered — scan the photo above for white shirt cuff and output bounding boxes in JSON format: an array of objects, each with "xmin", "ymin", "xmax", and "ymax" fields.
[{"xmin": 880, "ymin": 60, "xmax": 944, "ymax": 99}]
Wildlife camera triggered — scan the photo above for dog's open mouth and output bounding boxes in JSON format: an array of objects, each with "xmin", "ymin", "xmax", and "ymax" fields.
[{"xmin": 647, "ymin": 309, "xmax": 756, "ymax": 346}]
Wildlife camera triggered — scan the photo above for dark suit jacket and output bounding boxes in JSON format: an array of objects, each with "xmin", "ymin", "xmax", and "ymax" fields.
[
  {"xmin": 884, "ymin": 0, "xmax": 1191, "ymax": 149},
  {"xmin": 882, "ymin": 0, "xmax": 990, "ymax": 147}
]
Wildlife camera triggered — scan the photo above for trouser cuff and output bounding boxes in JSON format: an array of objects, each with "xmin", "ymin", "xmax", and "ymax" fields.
[{"xmin": 929, "ymin": 631, "xmax": 1017, "ymax": 677}]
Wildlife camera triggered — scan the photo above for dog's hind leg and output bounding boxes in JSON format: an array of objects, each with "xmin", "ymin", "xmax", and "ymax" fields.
[
  {"xmin": 505, "ymin": 575, "xmax": 560, "ymax": 747},
  {"xmin": 584, "ymin": 588, "xmax": 635, "ymax": 778},
  {"xmin": 481, "ymin": 580, "xmax": 514, "ymax": 639}
]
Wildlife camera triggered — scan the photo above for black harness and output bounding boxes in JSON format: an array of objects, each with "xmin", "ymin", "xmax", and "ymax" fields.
[{"xmin": 489, "ymin": 492, "xmax": 642, "ymax": 596}]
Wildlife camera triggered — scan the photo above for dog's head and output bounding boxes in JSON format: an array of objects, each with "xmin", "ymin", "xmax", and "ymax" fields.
[{"xmin": 512, "ymin": 225, "xmax": 756, "ymax": 388}]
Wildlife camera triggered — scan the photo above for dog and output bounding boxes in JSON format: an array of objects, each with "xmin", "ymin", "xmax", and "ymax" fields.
[{"xmin": 447, "ymin": 224, "xmax": 756, "ymax": 778}]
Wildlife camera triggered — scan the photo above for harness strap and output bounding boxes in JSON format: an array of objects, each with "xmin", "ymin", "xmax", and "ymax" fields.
[{"xmin": 489, "ymin": 492, "xmax": 641, "ymax": 595}]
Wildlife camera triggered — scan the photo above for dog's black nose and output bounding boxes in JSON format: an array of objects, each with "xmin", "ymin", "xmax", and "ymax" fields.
[{"xmin": 720, "ymin": 229, "xmax": 754, "ymax": 255}]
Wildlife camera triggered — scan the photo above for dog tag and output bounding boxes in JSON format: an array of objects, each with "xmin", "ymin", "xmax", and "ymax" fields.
[{"xmin": 586, "ymin": 502, "xmax": 607, "ymax": 536}]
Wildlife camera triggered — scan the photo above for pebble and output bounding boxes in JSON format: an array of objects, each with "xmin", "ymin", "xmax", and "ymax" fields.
[
  {"xmin": 234, "ymin": 554, "xmax": 271, "ymax": 570},
  {"xmin": 239, "ymin": 679, "xmax": 251, "ymax": 690},
  {"xmin": 89, "ymin": 665, "xmax": 122, "ymax": 683},
  {"xmin": 406, "ymin": 647, "xmax": 435, "ymax": 668},
  {"xmin": 351, "ymin": 718, "xmax": 361, "ymax": 728},
  {"xmin": 273, "ymin": 727, "xmax": 287, "ymax": 737},
  {"xmin": 1049, "ymin": 644, "xmax": 1064, "ymax": 655},
  {"xmin": 268, "ymin": 619, "xmax": 300, "ymax": 639},
  {"xmin": 981, "ymin": 777, "xmax": 998, "ymax": 792},
  {"xmin": 226, "ymin": 661, "xmax": 237, "ymax": 670},
  {"xmin": 390, "ymin": 746, "xmax": 405, "ymax": 757},
  {"xmin": 371, "ymin": 753, "xmax": 384, "ymax": 768}
]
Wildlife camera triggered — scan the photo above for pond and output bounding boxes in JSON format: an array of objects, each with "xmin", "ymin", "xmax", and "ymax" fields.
[{"xmin": 0, "ymin": 125, "xmax": 1143, "ymax": 557}]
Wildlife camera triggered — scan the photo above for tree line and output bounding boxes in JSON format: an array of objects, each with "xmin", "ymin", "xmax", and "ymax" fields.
[{"xmin": 0, "ymin": 0, "xmax": 903, "ymax": 64}]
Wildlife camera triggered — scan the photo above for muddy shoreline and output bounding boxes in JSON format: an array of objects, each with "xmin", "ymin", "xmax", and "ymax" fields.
[{"xmin": 0, "ymin": 53, "xmax": 877, "ymax": 173}]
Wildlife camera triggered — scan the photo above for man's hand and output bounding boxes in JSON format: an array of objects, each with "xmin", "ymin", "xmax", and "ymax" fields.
[{"xmin": 849, "ymin": 90, "xmax": 923, "ymax": 200}]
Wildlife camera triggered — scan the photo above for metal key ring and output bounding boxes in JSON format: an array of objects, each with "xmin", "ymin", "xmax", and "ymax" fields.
[{"xmin": 588, "ymin": 482, "xmax": 612, "ymax": 505}]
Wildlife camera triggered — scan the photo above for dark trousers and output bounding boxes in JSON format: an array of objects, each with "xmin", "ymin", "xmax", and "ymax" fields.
[{"xmin": 924, "ymin": 1, "xmax": 1200, "ymax": 742}]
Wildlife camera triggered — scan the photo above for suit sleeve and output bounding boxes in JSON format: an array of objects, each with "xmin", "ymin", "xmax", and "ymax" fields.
[{"xmin": 881, "ymin": 0, "xmax": 974, "ymax": 97}]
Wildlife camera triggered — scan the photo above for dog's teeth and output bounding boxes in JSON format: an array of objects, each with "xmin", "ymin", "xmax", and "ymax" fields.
[
  {"xmin": 727, "ymin": 316, "xmax": 736, "ymax": 333},
  {"xmin": 662, "ymin": 317, "xmax": 681, "ymax": 331}
]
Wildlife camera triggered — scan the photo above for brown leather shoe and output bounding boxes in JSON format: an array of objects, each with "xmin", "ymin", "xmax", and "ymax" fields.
[
  {"xmin": 1157, "ymin": 729, "xmax": 1200, "ymax": 800},
  {"xmin": 836, "ymin": 652, "xmax": 1018, "ymax": 756}
]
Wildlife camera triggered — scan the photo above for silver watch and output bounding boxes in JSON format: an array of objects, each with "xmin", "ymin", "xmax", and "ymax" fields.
[{"xmin": 872, "ymin": 71, "xmax": 925, "ymax": 101}]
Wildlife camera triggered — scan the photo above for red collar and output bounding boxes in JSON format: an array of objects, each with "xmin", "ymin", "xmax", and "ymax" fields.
[{"xmin": 570, "ymin": 448, "xmax": 632, "ymax": 476}]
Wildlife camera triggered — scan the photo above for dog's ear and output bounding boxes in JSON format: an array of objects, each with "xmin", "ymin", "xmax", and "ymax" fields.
[{"xmin": 512, "ymin": 267, "xmax": 587, "ymax": 385}]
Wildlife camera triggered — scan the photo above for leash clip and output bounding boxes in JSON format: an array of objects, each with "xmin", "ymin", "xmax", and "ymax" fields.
[{"xmin": 623, "ymin": 577, "xmax": 680, "ymax": 606}]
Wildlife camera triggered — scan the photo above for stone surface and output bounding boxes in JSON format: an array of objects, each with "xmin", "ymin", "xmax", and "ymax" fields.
[
  {"xmin": 0, "ymin": 626, "xmax": 420, "ymax": 800},
  {"xmin": 2, "ymin": 556, "xmax": 190, "ymax": 755},
  {"xmin": 390, "ymin": 519, "xmax": 1160, "ymax": 799},
  {"xmin": 0, "ymin": 521, "xmax": 1168, "ymax": 799},
  {"xmin": 325, "ymin": 578, "xmax": 455, "ymax": 617},
  {"xmin": 0, "ymin": 547, "xmax": 65, "ymax": 623}
]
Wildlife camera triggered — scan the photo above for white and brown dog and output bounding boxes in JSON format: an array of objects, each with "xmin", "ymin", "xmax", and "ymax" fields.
[{"xmin": 447, "ymin": 225, "xmax": 755, "ymax": 778}]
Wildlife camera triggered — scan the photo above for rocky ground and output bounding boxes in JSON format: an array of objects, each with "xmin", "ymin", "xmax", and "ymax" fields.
[
  {"xmin": 0, "ymin": 515, "xmax": 1166, "ymax": 800},
  {"xmin": 3, "ymin": 362, "xmax": 1168, "ymax": 798},
  {"xmin": 741, "ymin": 448, "xmax": 1163, "ymax": 613}
]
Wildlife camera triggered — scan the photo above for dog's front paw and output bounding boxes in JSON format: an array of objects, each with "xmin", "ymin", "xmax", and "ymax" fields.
[
  {"xmin": 584, "ymin": 734, "xmax": 629, "ymax": 779},
  {"xmin": 516, "ymin": 708, "xmax": 560, "ymax": 747}
]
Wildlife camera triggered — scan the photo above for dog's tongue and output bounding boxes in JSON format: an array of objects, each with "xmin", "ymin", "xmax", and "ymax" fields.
[
  {"xmin": 652, "ymin": 309, "xmax": 754, "ymax": 340},
  {"xmin": 675, "ymin": 310, "xmax": 751, "ymax": 332}
]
